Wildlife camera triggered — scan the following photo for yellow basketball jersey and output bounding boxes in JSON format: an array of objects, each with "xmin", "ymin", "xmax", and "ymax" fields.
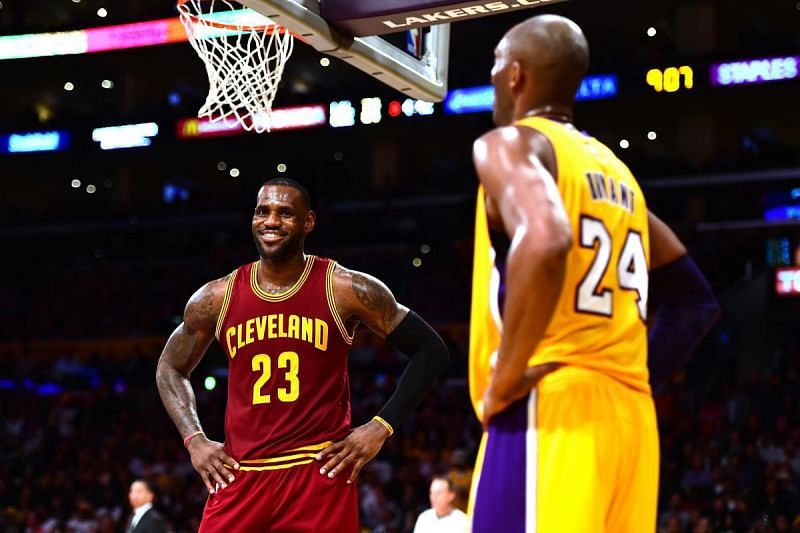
[{"xmin": 469, "ymin": 117, "xmax": 651, "ymax": 418}]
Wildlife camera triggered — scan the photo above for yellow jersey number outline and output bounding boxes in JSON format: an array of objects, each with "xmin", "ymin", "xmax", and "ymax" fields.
[{"xmin": 251, "ymin": 351, "xmax": 300, "ymax": 405}]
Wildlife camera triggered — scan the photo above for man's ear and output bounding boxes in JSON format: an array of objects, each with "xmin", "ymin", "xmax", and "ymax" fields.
[{"xmin": 305, "ymin": 210, "xmax": 316, "ymax": 234}]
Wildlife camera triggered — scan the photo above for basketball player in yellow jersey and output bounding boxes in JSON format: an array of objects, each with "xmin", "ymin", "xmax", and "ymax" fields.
[{"xmin": 468, "ymin": 15, "xmax": 720, "ymax": 532}]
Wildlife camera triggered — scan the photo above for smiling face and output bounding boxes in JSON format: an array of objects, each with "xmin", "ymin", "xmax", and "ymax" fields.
[{"xmin": 251, "ymin": 184, "xmax": 315, "ymax": 262}]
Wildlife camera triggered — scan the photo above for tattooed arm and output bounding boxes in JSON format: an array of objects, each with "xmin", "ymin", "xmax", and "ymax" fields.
[
  {"xmin": 315, "ymin": 265, "xmax": 448, "ymax": 483},
  {"xmin": 336, "ymin": 268, "xmax": 408, "ymax": 337},
  {"xmin": 156, "ymin": 276, "xmax": 239, "ymax": 494}
]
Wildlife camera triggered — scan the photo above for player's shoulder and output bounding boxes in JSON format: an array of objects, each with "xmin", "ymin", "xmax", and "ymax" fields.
[
  {"xmin": 329, "ymin": 262, "xmax": 392, "ymax": 306},
  {"xmin": 473, "ymin": 125, "xmax": 556, "ymax": 177},
  {"xmin": 202, "ymin": 269, "xmax": 238, "ymax": 298},
  {"xmin": 474, "ymin": 124, "xmax": 547, "ymax": 153},
  {"xmin": 210, "ymin": 270, "xmax": 235, "ymax": 289},
  {"xmin": 184, "ymin": 271, "xmax": 235, "ymax": 330},
  {"xmin": 328, "ymin": 262, "xmax": 408, "ymax": 332},
  {"xmin": 329, "ymin": 261, "xmax": 353, "ymax": 292}
]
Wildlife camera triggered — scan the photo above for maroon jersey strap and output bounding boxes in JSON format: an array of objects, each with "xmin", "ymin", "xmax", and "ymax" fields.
[
  {"xmin": 324, "ymin": 260, "xmax": 355, "ymax": 344},
  {"xmin": 214, "ymin": 269, "xmax": 239, "ymax": 340}
]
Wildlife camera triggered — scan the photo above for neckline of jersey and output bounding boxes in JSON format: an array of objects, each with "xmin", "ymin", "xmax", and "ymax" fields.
[{"xmin": 249, "ymin": 255, "xmax": 316, "ymax": 303}]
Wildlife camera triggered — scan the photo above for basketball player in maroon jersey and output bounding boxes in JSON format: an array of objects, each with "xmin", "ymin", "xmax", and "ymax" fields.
[{"xmin": 156, "ymin": 178, "xmax": 449, "ymax": 532}]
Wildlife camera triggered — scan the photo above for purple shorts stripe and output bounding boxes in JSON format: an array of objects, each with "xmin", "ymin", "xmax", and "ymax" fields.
[{"xmin": 472, "ymin": 395, "xmax": 530, "ymax": 533}]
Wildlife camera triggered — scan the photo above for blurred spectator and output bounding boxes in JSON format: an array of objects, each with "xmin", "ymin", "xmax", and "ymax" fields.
[
  {"xmin": 412, "ymin": 477, "xmax": 468, "ymax": 533},
  {"xmin": 125, "ymin": 479, "xmax": 166, "ymax": 533},
  {"xmin": 444, "ymin": 449, "xmax": 472, "ymax": 512},
  {"xmin": 66, "ymin": 500, "xmax": 97, "ymax": 533},
  {"xmin": 360, "ymin": 469, "xmax": 403, "ymax": 532}
]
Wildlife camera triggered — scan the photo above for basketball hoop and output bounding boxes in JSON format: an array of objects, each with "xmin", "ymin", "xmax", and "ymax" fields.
[{"xmin": 177, "ymin": 0, "xmax": 295, "ymax": 133}]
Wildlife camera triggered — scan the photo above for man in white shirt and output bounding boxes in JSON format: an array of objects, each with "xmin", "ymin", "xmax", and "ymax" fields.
[
  {"xmin": 126, "ymin": 479, "xmax": 166, "ymax": 533},
  {"xmin": 413, "ymin": 476, "xmax": 469, "ymax": 533}
]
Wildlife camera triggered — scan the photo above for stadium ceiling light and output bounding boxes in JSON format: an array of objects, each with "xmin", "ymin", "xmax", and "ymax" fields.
[
  {"xmin": 619, "ymin": 139, "xmax": 630, "ymax": 149},
  {"xmin": 320, "ymin": 57, "xmax": 330, "ymax": 67},
  {"xmin": 647, "ymin": 131, "xmax": 657, "ymax": 141},
  {"xmin": 86, "ymin": 184, "xmax": 97, "ymax": 194},
  {"xmin": 646, "ymin": 27, "xmax": 657, "ymax": 37},
  {"xmin": 71, "ymin": 179, "xmax": 81, "ymax": 188},
  {"xmin": 277, "ymin": 163, "xmax": 287, "ymax": 173},
  {"xmin": 63, "ymin": 82, "xmax": 74, "ymax": 91},
  {"xmin": 229, "ymin": 168, "xmax": 240, "ymax": 178},
  {"xmin": 101, "ymin": 79, "xmax": 114, "ymax": 89},
  {"xmin": 97, "ymin": 7, "xmax": 108, "ymax": 17}
]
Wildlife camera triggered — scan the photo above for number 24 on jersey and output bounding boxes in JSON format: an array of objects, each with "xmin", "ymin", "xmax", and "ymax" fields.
[{"xmin": 576, "ymin": 216, "xmax": 648, "ymax": 321}]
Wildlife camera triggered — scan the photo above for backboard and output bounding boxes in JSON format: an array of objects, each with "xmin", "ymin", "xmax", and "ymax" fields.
[
  {"xmin": 180, "ymin": 0, "xmax": 569, "ymax": 130},
  {"xmin": 239, "ymin": 0, "xmax": 451, "ymax": 101}
]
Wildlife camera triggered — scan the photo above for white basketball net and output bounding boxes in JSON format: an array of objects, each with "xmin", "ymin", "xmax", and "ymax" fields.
[{"xmin": 178, "ymin": 0, "xmax": 295, "ymax": 133}]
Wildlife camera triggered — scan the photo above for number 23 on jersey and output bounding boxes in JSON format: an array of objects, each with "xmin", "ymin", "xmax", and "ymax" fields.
[{"xmin": 251, "ymin": 351, "xmax": 300, "ymax": 405}]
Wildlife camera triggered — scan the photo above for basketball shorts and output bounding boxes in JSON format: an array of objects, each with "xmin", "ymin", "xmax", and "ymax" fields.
[
  {"xmin": 199, "ymin": 445, "xmax": 358, "ymax": 533},
  {"xmin": 469, "ymin": 366, "xmax": 659, "ymax": 532}
]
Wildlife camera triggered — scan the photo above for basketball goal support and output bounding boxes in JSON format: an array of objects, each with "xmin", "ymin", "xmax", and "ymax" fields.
[{"xmin": 239, "ymin": 0, "xmax": 452, "ymax": 101}]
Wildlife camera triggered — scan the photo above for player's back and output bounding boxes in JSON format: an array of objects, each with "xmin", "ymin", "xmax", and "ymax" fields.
[
  {"xmin": 470, "ymin": 117, "xmax": 651, "ymax": 412},
  {"xmin": 523, "ymin": 116, "xmax": 650, "ymax": 392},
  {"xmin": 216, "ymin": 256, "xmax": 353, "ymax": 461}
]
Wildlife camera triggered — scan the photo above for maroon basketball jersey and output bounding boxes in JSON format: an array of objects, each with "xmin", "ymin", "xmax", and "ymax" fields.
[{"xmin": 215, "ymin": 256, "xmax": 354, "ymax": 460}]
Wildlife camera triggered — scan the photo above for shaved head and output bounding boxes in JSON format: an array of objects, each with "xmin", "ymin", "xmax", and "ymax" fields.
[
  {"xmin": 506, "ymin": 15, "xmax": 589, "ymax": 98},
  {"xmin": 491, "ymin": 15, "xmax": 589, "ymax": 125}
]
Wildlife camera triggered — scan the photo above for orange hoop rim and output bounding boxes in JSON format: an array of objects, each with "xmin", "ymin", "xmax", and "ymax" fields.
[{"xmin": 176, "ymin": 0, "xmax": 290, "ymax": 33}]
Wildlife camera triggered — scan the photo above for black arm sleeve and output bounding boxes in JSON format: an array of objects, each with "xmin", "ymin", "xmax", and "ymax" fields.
[
  {"xmin": 648, "ymin": 254, "xmax": 721, "ymax": 394},
  {"xmin": 376, "ymin": 311, "xmax": 450, "ymax": 429}
]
